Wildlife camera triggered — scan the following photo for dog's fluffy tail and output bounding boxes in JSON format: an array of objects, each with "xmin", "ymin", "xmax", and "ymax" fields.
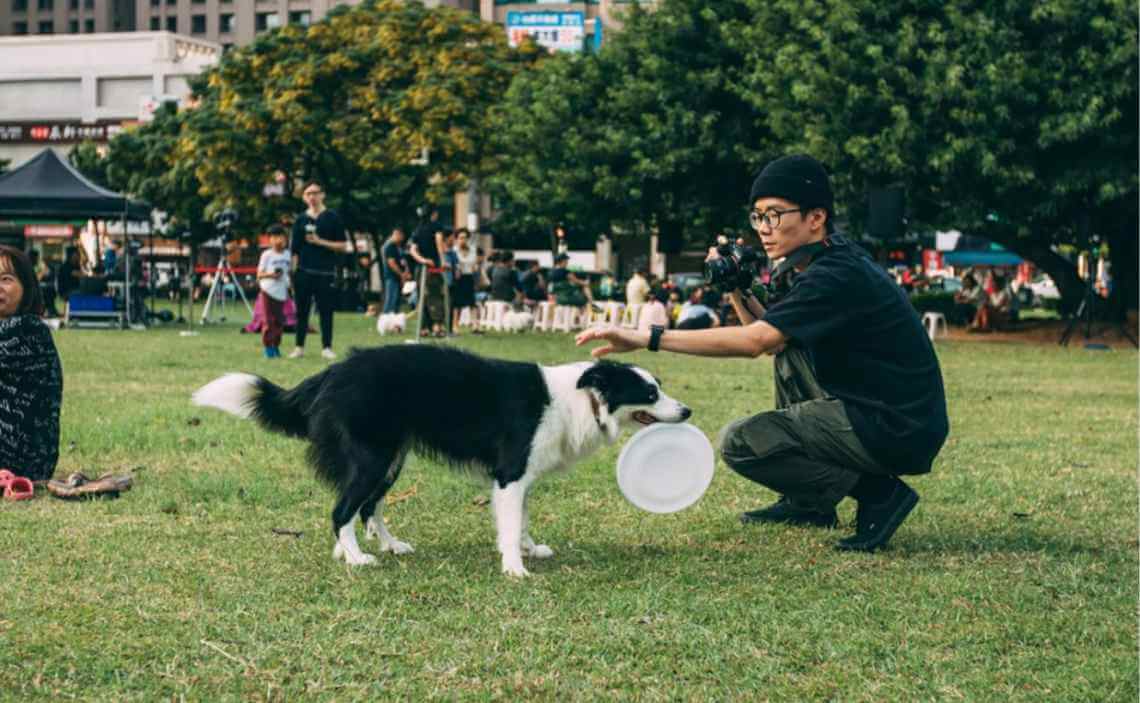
[{"xmin": 192, "ymin": 372, "xmax": 310, "ymax": 438}]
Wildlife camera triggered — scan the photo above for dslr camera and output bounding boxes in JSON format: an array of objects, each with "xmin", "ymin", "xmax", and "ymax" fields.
[
  {"xmin": 704, "ymin": 241, "xmax": 765, "ymax": 294},
  {"xmin": 212, "ymin": 208, "xmax": 239, "ymax": 231}
]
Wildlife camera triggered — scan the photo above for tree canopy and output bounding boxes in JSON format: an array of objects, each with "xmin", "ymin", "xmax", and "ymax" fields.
[
  {"xmin": 185, "ymin": 0, "xmax": 539, "ymax": 240},
  {"xmin": 731, "ymin": 0, "xmax": 1138, "ymax": 310},
  {"xmin": 490, "ymin": 0, "xmax": 765, "ymax": 248}
]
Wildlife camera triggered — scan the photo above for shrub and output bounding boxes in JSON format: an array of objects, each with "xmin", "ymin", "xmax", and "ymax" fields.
[{"xmin": 909, "ymin": 292, "xmax": 956, "ymax": 318}]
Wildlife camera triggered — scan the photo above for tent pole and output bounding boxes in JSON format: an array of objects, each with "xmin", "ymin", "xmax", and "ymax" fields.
[
  {"xmin": 122, "ymin": 203, "xmax": 130, "ymax": 330},
  {"xmin": 149, "ymin": 229, "xmax": 156, "ymax": 320}
]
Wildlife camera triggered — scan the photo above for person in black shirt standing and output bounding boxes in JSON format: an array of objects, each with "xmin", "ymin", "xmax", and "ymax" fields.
[
  {"xmin": 408, "ymin": 209, "xmax": 449, "ymax": 337},
  {"xmin": 289, "ymin": 181, "xmax": 350, "ymax": 360},
  {"xmin": 576, "ymin": 155, "xmax": 949, "ymax": 553}
]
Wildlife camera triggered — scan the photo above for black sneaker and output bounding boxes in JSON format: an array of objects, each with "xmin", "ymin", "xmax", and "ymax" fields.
[
  {"xmin": 835, "ymin": 481, "xmax": 919, "ymax": 552},
  {"xmin": 740, "ymin": 497, "xmax": 839, "ymax": 529}
]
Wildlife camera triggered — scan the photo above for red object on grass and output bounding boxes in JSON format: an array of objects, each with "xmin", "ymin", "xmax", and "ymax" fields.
[{"xmin": 0, "ymin": 469, "xmax": 34, "ymax": 501}]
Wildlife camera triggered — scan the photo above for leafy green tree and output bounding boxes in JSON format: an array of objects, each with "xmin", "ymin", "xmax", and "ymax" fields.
[
  {"xmin": 733, "ymin": 0, "xmax": 1137, "ymax": 314},
  {"xmin": 68, "ymin": 142, "xmax": 112, "ymax": 189},
  {"xmin": 487, "ymin": 53, "xmax": 613, "ymax": 247},
  {"xmin": 490, "ymin": 0, "xmax": 766, "ymax": 249},
  {"xmin": 76, "ymin": 103, "xmax": 217, "ymax": 244},
  {"xmin": 185, "ymin": 0, "xmax": 538, "ymax": 251}
]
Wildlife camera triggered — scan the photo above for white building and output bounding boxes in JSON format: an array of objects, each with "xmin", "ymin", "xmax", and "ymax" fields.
[{"xmin": 0, "ymin": 31, "xmax": 219, "ymax": 168}]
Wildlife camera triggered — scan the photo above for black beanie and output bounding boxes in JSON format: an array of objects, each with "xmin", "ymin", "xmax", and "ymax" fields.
[{"xmin": 748, "ymin": 154, "xmax": 834, "ymax": 216}]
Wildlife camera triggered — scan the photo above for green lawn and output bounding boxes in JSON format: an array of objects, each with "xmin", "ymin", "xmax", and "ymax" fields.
[{"xmin": 2, "ymin": 313, "xmax": 1136, "ymax": 701}]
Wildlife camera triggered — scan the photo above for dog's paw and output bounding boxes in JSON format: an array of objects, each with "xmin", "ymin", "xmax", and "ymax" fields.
[
  {"xmin": 501, "ymin": 561, "xmax": 530, "ymax": 578},
  {"xmin": 332, "ymin": 543, "xmax": 378, "ymax": 566},
  {"xmin": 344, "ymin": 552, "xmax": 378, "ymax": 566},
  {"xmin": 524, "ymin": 544, "xmax": 554, "ymax": 559},
  {"xmin": 381, "ymin": 539, "xmax": 415, "ymax": 555}
]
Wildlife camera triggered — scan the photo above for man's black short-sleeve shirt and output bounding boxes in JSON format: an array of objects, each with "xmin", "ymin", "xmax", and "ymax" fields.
[
  {"xmin": 411, "ymin": 221, "xmax": 442, "ymax": 267},
  {"xmin": 761, "ymin": 235, "xmax": 949, "ymax": 473},
  {"xmin": 291, "ymin": 210, "xmax": 346, "ymax": 274}
]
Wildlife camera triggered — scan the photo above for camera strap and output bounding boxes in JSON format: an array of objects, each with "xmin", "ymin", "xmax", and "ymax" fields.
[{"xmin": 768, "ymin": 237, "xmax": 832, "ymax": 300}]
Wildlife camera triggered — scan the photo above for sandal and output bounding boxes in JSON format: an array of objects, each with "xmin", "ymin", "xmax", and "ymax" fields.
[
  {"xmin": 0, "ymin": 469, "xmax": 34, "ymax": 501},
  {"xmin": 47, "ymin": 472, "xmax": 133, "ymax": 500}
]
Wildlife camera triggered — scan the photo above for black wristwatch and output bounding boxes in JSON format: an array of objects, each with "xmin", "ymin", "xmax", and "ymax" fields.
[{"xmin": 648, "ymin": 325, "xmax": 665, "ymax": 352}]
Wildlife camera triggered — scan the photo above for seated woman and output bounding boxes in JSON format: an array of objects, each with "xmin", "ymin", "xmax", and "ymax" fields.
[
  {"xmin": 970, "ymin": 273, "xmax": 1013, "ymax": 333},
  {"xmin": 548, "ymin": 254, "xmax": 593, "ymax": 309},
  {"xmin": 0, "ymin": 246, "xmax": 63, "ymax": 481},
  {"xmin": 952, "ymin": 273, "xmax": 986, "ymax": 326},
  {"xmin": 676, "ymin": 288, "xmax": 721, "ymax": 330}
]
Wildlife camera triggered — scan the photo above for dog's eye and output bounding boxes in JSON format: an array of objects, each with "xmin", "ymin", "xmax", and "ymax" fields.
[{"xmin": 648, "ymin": 391, "xmax": 658, "ymax": 402}]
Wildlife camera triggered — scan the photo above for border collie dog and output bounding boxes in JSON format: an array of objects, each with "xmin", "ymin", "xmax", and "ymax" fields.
[{"xmin": 192, "ymin": 345, "xmax": 690, "ymax": 577}]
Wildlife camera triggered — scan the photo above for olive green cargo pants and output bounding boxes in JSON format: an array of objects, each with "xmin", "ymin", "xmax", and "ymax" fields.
[{"xmin": 718, "ymin": 346, "xmax": 892, "ymax": 513}]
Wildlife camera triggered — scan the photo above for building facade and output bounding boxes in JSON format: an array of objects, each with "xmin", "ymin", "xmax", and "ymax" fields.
[
  {"xmin": 2, "ymin": 0, "xmax": 607, "ymax": 51},
  {"xmin": 0, "ymin": 32, "xmax": 219, "ymax": 166},
  {"xmin": 1, "ymin": 0, "xmax": 134, "ymax": 36}
]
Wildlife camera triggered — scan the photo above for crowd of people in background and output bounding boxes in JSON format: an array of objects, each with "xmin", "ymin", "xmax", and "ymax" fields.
[
  {"xmin": 359, "ymin": 220, "xmax": 756, "ymax": 339},
  {"xmin": 13, "ymin": 198, "xmax": 1070, "ymax": 352}
]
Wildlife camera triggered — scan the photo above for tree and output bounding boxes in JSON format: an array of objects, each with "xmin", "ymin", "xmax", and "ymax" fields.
[
  {"xmin": 88, "ymin": 103, "xmax": 217, "ymax": 244},
  {"xmin": 68, "ymin": 142, "xmax": 112, "ymax": 189},
  {"xmin": 733, "ymin": 0, "xmax": 1138, "ymax": 315},
  {"xmin": 184, "ymin": 0, "xmax": 538, "ymax": 251},
  {"xmin": 488, "ymin": 52, "xmax": 614, "ymax": 247},
  {"xmin": 490, "ymin": 0, "xmax": 768, "ymax": 249}
]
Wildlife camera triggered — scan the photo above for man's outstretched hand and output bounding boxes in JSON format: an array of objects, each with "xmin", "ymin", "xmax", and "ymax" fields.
[{"xmin": 575, "ymin": 326, "xmax": 647, "ymax": 358}]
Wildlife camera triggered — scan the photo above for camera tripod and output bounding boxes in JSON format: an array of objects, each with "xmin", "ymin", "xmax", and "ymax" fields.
[
  {"xmin": 199, "ymin": 240, "xmax": 252, "ymax": 325},
  {"xmin": 1058, "ymin": 277, "xmax": 1137, "ymax": 348}
]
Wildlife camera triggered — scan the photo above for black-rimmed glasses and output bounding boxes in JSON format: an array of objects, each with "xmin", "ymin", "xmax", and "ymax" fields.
[{"xmin": 749, "ymin": 207, "xmax": 803, "ymax": 230}]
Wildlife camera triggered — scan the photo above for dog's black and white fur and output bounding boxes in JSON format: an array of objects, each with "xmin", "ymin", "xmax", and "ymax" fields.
[{"xmin": 192, "ymin": 345, "xmax": 690, "ymax": 576}]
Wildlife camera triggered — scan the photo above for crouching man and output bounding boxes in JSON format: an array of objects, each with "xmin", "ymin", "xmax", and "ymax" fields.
[{"xmin": 576, "ymin": 154, "xmax": 949, "ymax": 552}]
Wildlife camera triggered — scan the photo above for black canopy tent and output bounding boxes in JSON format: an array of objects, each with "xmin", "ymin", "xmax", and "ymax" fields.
[{"xmin": 0, "ymin": 148, "xmax": 151, "ymax": 325}]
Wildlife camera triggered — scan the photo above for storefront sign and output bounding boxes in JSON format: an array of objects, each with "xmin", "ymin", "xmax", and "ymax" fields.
[
  {"xmin": 506, "ymin": 12, "xmax": 585, "ymax": 53},
  {"xmin": 24, "ymin": 224, "xmax": 75, "ymax": 239},
  {"xmin": 0, "ymin": 121, "xmax": 126, "ymax": 144}
]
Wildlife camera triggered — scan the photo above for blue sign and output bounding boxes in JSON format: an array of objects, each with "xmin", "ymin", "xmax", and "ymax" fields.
[{"xmin": 506, "ymin": 12, "xmax": 586, "ymax": 53}]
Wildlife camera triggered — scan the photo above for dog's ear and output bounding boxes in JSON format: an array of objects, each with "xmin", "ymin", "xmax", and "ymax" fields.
[{"xmin": 576, "ymin": 362, "xmax": 623, "ymax": 392}]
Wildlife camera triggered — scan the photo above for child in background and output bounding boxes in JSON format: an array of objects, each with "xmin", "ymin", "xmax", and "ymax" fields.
[
  {"xmin": 638, "ymin": 287, "xmax": 670, "ymax": 333},
  {"xmin": 256, "ymin": 226, "xmax": 291, "ymax": 358}
]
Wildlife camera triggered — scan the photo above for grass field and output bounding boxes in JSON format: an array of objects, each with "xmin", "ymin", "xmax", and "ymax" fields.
[{"xmin": 2, "ymin": 312, "xmax": 1136, "ymax": 701}]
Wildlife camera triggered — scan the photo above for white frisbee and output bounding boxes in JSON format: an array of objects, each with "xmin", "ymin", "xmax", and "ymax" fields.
[{"xmin": 616, "ymin": 422, "xmax": 715, "ymax": 513}]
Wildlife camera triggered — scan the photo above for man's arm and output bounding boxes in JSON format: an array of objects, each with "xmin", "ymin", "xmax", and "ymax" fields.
[
  {"xmin": 575, "ymin": 320, "xmax": 787, "ymax": 359},
  {"xmin": 408, "ymin": 243, "xmax": 433, "ymax": 267},
  {"xmin": 386, "ymin": 252, "xmax": 404, "ymax": 276},
  {"xmin": 312, "ymin": 235, "xmax": 352, "ymax": 253},
  {"xmin": 726, "ymin": 289, "xmax": 766, "ymax": 325}
]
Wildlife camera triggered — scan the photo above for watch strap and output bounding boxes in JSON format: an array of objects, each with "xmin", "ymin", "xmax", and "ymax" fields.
[{"xmin": 648, "ymin": 325, "xmax": 665, "ymax": 352}]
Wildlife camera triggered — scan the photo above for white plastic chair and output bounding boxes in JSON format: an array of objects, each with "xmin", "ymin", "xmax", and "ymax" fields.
[
  {"xmin": 533, "ymin": 301, "xmax": 556, "ymax": 332},
  {"xmin": 552, "ymin": 306, "xmax": 582, "ymax": 332},
  {"xmin": 620, "ymin": 303, "xmax": 643, "ymax": 330},
  {"xmin": 922, "ymin": 312, "xmax": 948, "ymax": 341},
  {"xmin": 483, "ymin": 301, "xmax": 511, "ymax": 332},
  {"xmin": 603, "ymin": 302, "xmax": 625, "ymax": 326}
]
